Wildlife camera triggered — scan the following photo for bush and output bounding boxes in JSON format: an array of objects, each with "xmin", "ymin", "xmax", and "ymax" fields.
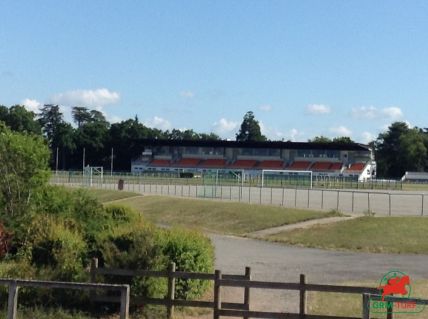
[
  {"xmin": 160, "ymin": 228, "xmax": 214, "ymax": 299},
  {"xmin": 104, "ymin": 204, "xmax": 141, "ymax": 227},
  {"xmin": 99, "ymin": 225, "xmax": 214, "ymax": 300},
  {"xmin": 0, "ymin": 185, "xmax": 215, "ymax": 312},
  {"xmin": 100, "ymin": 224, "xmax": 167, "ymax": 298},
  {"xmin": 28, "ymin": 215, "xmax": 87, "ymax": 281},
  {"xmin": 0, "ymin": 222, "xmax": 12, "ymax": 258}
]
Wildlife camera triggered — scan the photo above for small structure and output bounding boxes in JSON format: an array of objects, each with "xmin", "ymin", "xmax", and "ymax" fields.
[{"xmin": 402, "ymin": 171, "xmax": 428, "ymax": 183}]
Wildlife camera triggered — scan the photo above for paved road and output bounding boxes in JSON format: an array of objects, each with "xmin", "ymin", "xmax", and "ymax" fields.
[{"xmin": 211, "ymin": 234, "xmax": 428, "ymax": 313}]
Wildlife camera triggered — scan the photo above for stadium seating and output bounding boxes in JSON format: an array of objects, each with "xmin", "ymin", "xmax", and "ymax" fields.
[
  {"xmin": 175, "ymin": 158, "xmax": 201, "ymax": 167},
  {"xmin": 287, "ymin": 161, "xmax": 312, "ymax": 171},
  {"xmin": 199, "ymin": 159, "xmax": 227, "ymax": 168},
  {"xmin": 311, "ymin": 162, "xmax": 344, "ymax": 171},
  {"xmin": 311, "ymin": 162, "xmax": 332, "ymax": 171},
  {"xmin": 150, "ymin": 159, "xmax": 171, "ymax": 166},
  {"xmin": 229, "ymin": 160, "xmax": 258, "ymax": 169},
  {"xmin": 346, "ymin": 162, "xmax": 366, "ymax": 172},
  {"xmin": 257, "ymin": 160, "xmax": 285, "ymax": 169},
  {"xmin": 330, "ymin": 162, "xmax": 343, "ymax": 171}
]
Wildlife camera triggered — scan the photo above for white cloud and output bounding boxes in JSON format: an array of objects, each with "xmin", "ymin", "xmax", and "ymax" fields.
[
  {"xmin": 21, "ymin": 98, "xmax": 41, "ymax": 113},
  {"xmin": 212, "ymin": 118, "xmax": 238, "ymax": 136},
  {"xmin": 144, "ymin": 116, "xmax": 172, "ymax": 131},
  {"xmin": 352, "ymin": 106, "xmax": 403, "ymax": 120},
  {"xmin": 306, "ymin": 104, "xmax": 331, "ymax": 115},
  {"xmin": 108, "ymin": 115, "xmax": 123, "ymax": 124},
  {"xmin": 258, "ymin": 104, "xmax": 272, "ymax": 112},
  {"xmin": 180, "ymin": 90, "xmax": 195, "ymax": 99},
  {"xmin": 50, "ymin": 88, "xmax": 120, "ymax": 107},
  {"xmin": 259, "ymin": 121, "xmax": 289, "ymax": 140},
  {"xmin": 330, "ymin": 125, "xmax": 352, "ymax": 136},
  {"xmin": 361, "ymin": 132, "xmax": 376, "ymax": 144},
  {"xmin": 289, "ymin": 128, "xmax": 304, "ymax": 142},
  {"xmin": 381, "ymin": 106, "xmax": 403, "ymax": 119},
  {"xmin": 351, "ymin": 106, "xmax": 377, "ymax": 119}
]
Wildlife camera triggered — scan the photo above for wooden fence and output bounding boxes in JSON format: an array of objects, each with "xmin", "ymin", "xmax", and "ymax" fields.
[
  {"xmin": 0, "ymin": 278, "xmax": 130, "ymax": 319},
  {"xmin": 90, "ymin": 258, "xmax": 385, "ymax": 319}
]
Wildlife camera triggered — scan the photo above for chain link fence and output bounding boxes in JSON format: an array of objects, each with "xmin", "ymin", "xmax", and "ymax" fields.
[{"xmin": 51, "ymin": 171, "xmax": 425, "ymax": 216}]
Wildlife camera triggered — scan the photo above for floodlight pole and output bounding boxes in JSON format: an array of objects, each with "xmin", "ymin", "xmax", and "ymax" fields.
[
  {"xmin": 55, "ymin": 147, "xmax": 59, "ymax": 175},
  {"xmin": 82, "ymin": 147, "xmax": 86, "ymax": 171},
  {"xmin": 111, "ymin": 147, "xmax": 114, "ymax": 176}
]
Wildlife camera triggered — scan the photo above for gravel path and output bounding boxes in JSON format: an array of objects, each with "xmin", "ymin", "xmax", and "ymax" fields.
[{"xmin": 247, "ymin": 216, "xmax": 358, "ymax": 237}]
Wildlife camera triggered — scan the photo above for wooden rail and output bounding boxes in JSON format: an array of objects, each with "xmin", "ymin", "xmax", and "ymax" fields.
[
  {"xmin": 0, "ymin": 278, "xmax": 130, "ymax": 319},
  {"xmin": 90, "ymin": 258, "xmax": 251, "ymax": 318},
  {"xmin": 90, "ymin": 258, "xmax": 383, "ymax": 319}
]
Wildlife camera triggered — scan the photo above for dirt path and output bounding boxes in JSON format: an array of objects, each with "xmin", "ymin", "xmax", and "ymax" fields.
[{"xmin": 247, "ymin": 215, "xmax": 358, "ymax": 238}]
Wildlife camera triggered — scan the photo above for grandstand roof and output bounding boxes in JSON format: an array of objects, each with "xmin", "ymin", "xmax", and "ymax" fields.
[{"xmin": 137, "ymin": 139, "xmax": 370, "ymax": 151}]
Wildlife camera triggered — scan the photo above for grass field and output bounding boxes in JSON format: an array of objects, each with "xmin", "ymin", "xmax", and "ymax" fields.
[
  {"xmin": 268, "ymin": 216, "xmax": 428, "ymax": 254},
  {"xmin": 85, "ymin": 188, "xmax": 140, "ymax": 203},
  {"xmin": 99, "ymin": 193, "xmax": 340, "ymax": 235},
  {"xmin": 402, "ymin": 183, "xmax": 428, "ymax": 191},
  {"xmin": 308, "ymin": 280, "xmax": 428, "ymax": 319}
]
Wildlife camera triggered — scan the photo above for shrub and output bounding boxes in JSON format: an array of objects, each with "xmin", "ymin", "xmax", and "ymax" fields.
[
  {"xmin": 99, "ymin": 225, "xmax": 214, "ymax": 301},
  {"xmin": 27, "ymin": 215, "xmax": 87, "ymax": 281},
  {"xmin": 100, "ymin": 224, "xmax": 166, "ymax": 298},
  {"xmin": 0, "ymin": 222, "xmax": 12, "ymax": 258},
  {"xmin": 160, "ymin": 228, "xmax": 214, "ymax": 299},
  {"xmin": 104, "ymin": 204, "xmax": 141, "ymax": 227}
]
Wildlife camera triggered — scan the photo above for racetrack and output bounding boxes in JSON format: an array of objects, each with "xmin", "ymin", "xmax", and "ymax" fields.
[{"xmin": 57, "ymin": 179, "xmax": 428, "ymax": 216}]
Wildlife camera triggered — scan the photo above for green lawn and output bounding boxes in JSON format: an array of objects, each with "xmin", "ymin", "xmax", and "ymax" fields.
[
  {"xmin": 85, "ymin": 189, "xmax": 140, "ymax": 203},
  {"xmin": 268, "ymin": 216, "xmax": 428, "ymax": 254},
  {"xmin": 308, "ymin": 280, "xmax": 428, "ymax": 319},
  {"xmin": 402, "ymin": 183, "xmax": 428, "ymax": 191},
  {"xmin": 114, "ymin": 195, "xmax": 339, "ymax": 235}
]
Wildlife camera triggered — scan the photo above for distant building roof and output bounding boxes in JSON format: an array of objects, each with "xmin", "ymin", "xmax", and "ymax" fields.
[{"xmin": 136, "ymin": 139, "xmax": 370, "ymax": 151}]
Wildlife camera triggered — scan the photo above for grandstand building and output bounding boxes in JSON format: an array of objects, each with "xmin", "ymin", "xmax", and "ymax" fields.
[{"xmin": 131, "ymin": 139, "xmax": 376, "ymax": 181}]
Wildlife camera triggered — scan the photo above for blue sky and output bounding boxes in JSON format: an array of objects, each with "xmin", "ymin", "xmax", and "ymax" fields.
[{"xmin": 1, "ymin": 1, "xmax": 428, "ymax": 143}]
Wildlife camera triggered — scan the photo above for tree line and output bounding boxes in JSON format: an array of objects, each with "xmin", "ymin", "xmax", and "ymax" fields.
[{"xmin": 0, "ymin": 104, "xmax": 427, "ymax": 178}]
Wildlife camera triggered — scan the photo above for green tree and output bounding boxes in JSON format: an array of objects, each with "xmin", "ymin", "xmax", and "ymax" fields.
[
  {"xmin": 308, "ymin": 136, "xmax": 332, "ymax": 143},
  {"xmin": 375, "ymin": 122, "xmax": 412, "ymax": 178},
  {"xmin": 0, "ymin": 105, "xmax": 41, "ymax": 135},
  {"xmin": 0, "ymin": 123, "xmax": 50, "ymax": 220},
  {"xmin": 399, "ymin": 128, "xmax": 427, "ymax": 173},
  {"xmin": 236, "ymin": 111, "xmax": 267, "ymax": 142},
  {"xmin": 38, "ymin": 104, "xmax": 65, "ymax": 146},
  {"xmin": 332, "ymin": 136, "xmax": 354, "ymax": 144},
  {"xmin": 71, "ymin": 106, "xmax": 91, "ymax": 128}
]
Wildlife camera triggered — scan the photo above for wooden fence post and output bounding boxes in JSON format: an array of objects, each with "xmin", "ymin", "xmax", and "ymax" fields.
[
  {"xmin": 7, "ymin": 281, "xmax": 18, "ymax": 319},
  {"xmin": 387, "ymin": 302, "xmax": 394, "ymax": 319},
  {"xmin": 90, "ymin": 258, "xmax": 98, "ymax": 302},
  {"xmin": 214, "ymin": 270, "xmax": 222, "ymax": 319},
  {"xmin": 362, "ymin": 294, "xmax": 370, "ymax": 319},
  {"xmin": 167, "ymin": 262, "xmax": 176, "ymax": 319},
  {"xmin": 120, "ymin": 285, "xmax": 130, "ymax": 319},
  {"xmin": 243, "ymin": 267, "xmax": 251, "ymax": 319},
  {"xmin": 299, "ymin": 274, "xmax": 306, "ymax": 319}
]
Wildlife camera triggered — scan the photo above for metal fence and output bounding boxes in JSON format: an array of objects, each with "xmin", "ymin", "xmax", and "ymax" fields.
[{"xmin": 51, "ymin": 172, "xmax": 427, "ymax": 217}]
